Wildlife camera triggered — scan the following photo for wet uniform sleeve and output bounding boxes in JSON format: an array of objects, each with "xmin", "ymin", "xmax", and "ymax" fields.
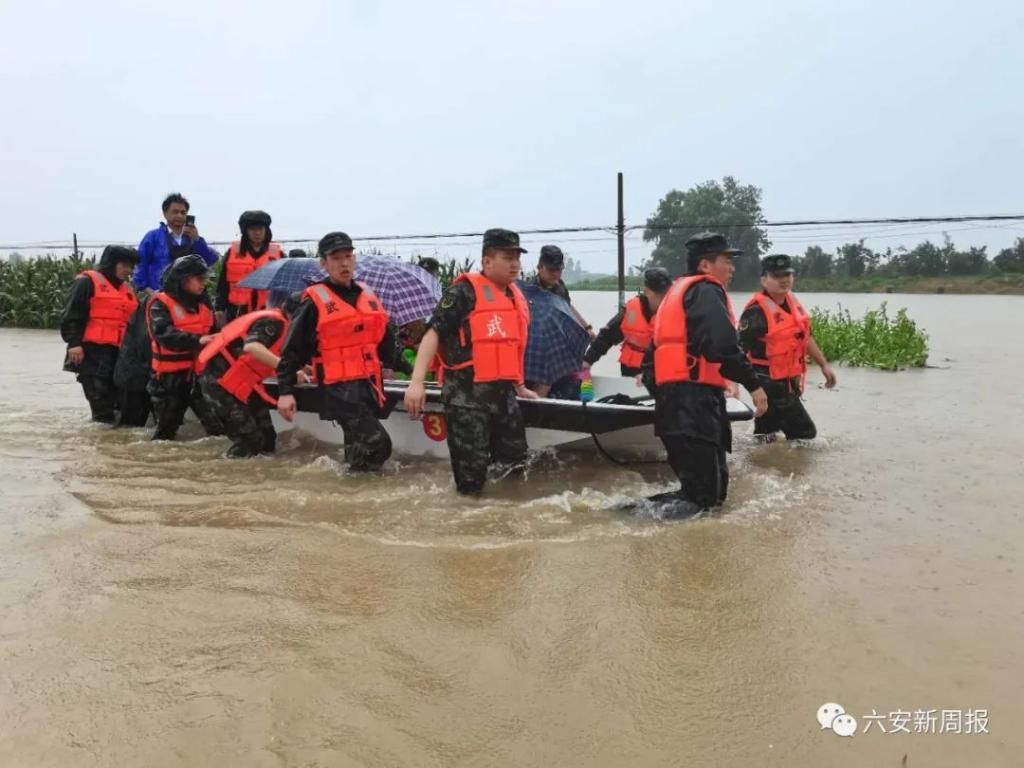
[
  {"xmin": 244, "ymin": 317, "xmax": 285, "ymax": 348},
  {"xmin": 147, "ymin": 299, "xmax": 203, "ymax": 353},
  {"xmin": 60, "ymin": 275, "xmax": 95, "ymax": 347},
  {"xmin": 685, "ymin": 283, "xmax": 761, "ymax": 394},
  {"xmin": 275, "ymin": 298, "xmax": 318, "ymax": 397},
  {"xmin": 426, "ymin": 282, "xmax": 474, "ymax": 340},
  {"xmin": 737, "ymin": 303, "xmax": 768, "ymax": 360},
  {"xmin": 583, "ymin": 307, "xmax": 626, "ymax": 365}
]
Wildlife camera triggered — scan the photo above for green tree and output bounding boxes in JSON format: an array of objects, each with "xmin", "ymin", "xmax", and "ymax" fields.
[
  {"xmin": 837, "ymin": 240, "xmax": 872, "ymax": 278},
  {"xmin": 946, "ymin": 245, "xmax": 989, "ymax": 275},
  {"xmin": 643, "ymin": 176, "xmax": 771, "ymax": 289},
  {"xmin": 994, "ymin": 238, "xmax": 1024, "ymax": 273},
  {"xmin": 798, "ymin": 245, "xmax": 834, "ymax": 278}
]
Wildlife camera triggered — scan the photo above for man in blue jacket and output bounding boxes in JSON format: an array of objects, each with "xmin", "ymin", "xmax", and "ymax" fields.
[{"xmin": 133, "ymin": 192, "xmax": 219, "ymax": 294}]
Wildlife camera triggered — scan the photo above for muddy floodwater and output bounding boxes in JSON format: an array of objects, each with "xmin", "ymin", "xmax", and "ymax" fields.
[{"xmin": 1, "ymin": 292, "xmax": 1022, "ymax": 767}]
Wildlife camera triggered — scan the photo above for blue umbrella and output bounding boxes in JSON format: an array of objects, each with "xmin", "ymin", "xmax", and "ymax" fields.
[
  {"xmin": 354, "ymin": 256, "xmax": 442, "ymax": 328},
  {"xmin": 520, "ymin": 281, "xmax": 590, "ymax": 386},
  {"xmin": 237, "ymin": 257, "xmax": 326, "ymax": 293}
]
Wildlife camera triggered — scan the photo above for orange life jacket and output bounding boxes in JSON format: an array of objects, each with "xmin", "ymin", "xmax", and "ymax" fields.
[
  {"xmin": 79, "ymin": 270, "xmax": 138, "ymax": 346},
  {"xmin": 304, "ymin": 282, "xmax": 389, "ymax": 404},
  {"xmin": 744, "ymin": 291, "xmax": 811, "ymax": 384},
  {"xmin": 225, "ymin": 242, "xmax": 282, "ymax": 310},
  {"xmin": 438, "ymin": 272, "xmax": 530, "ymax": 384},
  {"xmin": 146, "ymin": 293, "xmax": 214, "ymax": 375},
  {"xmin": 618, "ymin": 295, "xmax": 653, "ymax": 369},
  {"xmin": 195, "ymin": 308, "xmax": 288, "ymax": 405},
  {"xmin": 652, "ymin": 274, "xmax": 734, "ymax": 389}
]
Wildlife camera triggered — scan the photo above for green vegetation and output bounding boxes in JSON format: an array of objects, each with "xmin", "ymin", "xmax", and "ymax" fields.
[
  {"xmin": 810, "ymin": 303, "xmax": 929, "ymax": 370},
  {"xmin": 0, "ymin": 254, "xmax": 95, "ymax": 328}
]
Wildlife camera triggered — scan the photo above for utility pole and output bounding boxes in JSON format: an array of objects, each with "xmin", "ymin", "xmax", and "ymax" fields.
[
  {"xmin": 617, "ymin": 172, "xmax": 625, "ymax": 309},
  {"xmin": 72, "ymin": 232, "xmax": 80, "ymax": 259}
]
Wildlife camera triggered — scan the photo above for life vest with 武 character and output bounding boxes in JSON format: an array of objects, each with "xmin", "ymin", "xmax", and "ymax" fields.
[
  {"xmin": 652, "ymin": 274, "xmax": 734, "ymax": 389},
  {"xmin": 225, "ymin": 241, "xmax": 283, "ymax": 310},
  {"xmin": 79, "ymin": 270, "xmax": 138, "ymax": 346},
  {"xmin": 146, "ymin": 292, "xmax": 214, "ymax": 374},
  {"xmin": 618, "ymin": 295, "xmax": 652, "ymax": 369},
  {"xmin": 744, "ymin": 291, "xmax": 811, "ymax": 386},
  {"xmin": 304, "ymin": 282, "xmax": 389, "ymax": 404},
  {"xmin": 439, "ymin": 272, "xmax": 530, "ymax": 384},
  {"xmin": 195, "ymin": 308, "xmax": 288, "ymax": 405}
]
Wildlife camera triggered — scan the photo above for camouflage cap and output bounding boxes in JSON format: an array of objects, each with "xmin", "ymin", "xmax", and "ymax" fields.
[
  {"xmin": 318, "ymin": 231, "xmax": 354, "ymax": 256},
  {"xmin": 685, "ymin": 231, "xmax": 742, "ymax": 259},
  {"xmin": 761, "ymin": 254, "xmax": 795, "ymax": 275},
  {"xmin": 538, "ymin": 245, "xmax": 565, "ymax": 268},
  {"xmin": 482, "ymin": 228, "xmax": 527, "ymax": 253},
  {"xmin": 643, "ymin": 266, "xmax": 673, "ymax": 292}
]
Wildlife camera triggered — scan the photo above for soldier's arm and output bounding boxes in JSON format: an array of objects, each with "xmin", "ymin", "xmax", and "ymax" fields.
[
  {"xmin": 275, "ymin": 299, "xmax": 318, "ymax": 396},
  {"xmin": 243, "ymin": 318, "xmax": 285, "ymax": 369},
  {"xmin": 583, "ymin": 307, "xmax": 626, "ymax": 365},
  {"xmin": 148, "ymin": 299, "xmax": 202, "ymax": 352},
  {"xmin": 737, "ymin": 303, "xmax": 768, "ymax": 354},
  {"xmin": 60, "ymin": 275, "xmax": 94, "ymax": 347}
]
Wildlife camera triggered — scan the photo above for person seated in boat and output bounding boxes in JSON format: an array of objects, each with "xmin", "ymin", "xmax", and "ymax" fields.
[
  {"xmin": 581, "ymin": 267, "xmax": 673, "ymax": 377},
  {"xmin": 215, "ymin": 210, "xmax": 283, "ymax": 323},
  {"xmin": 738, "ymin": 254, "xmax": 837, "ymax": 443},
  {"xmin": 146, "ymin": 254, "xmax": 225, "ymax": 441},
  {"xmin": 404, "ymin": 228, "xmax": 540, "ymax": 495},
  {"xmin": 60, "ymin": 245, "xmax": 140, "ymax": 424},
  {"xmin": 393, "ymin": 319, "xmax": 433, "ymax": 382},
  {"xmin": 195, "ymin": 291, "xmax": 309, "ymax": 458},
  {"xmin": 275, "ymin": 231, "xmax": 403, "ymax": 472},
  {"xmin": 524, "ymin": 245, "xmax": 596, "ymax": 340},
  {"xmin": 134, "ymin": 192, "xmax": 219, "ymax": 297}
]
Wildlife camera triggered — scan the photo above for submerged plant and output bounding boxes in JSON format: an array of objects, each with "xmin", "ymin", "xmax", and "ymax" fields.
[{"xmin": 810, "ymin": 302, "xmax": 929, "ymax": 370}]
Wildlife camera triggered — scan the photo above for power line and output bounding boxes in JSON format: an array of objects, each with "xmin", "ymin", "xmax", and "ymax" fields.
[{"xmin": 3, "ymin": 213, "xmax": 1023, "ymax": 252}]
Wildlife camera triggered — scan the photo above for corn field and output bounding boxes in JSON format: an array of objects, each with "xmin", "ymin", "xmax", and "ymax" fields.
[{"xmin": 0, "ymin": 254, "xmax": 96, "ymax": 328}]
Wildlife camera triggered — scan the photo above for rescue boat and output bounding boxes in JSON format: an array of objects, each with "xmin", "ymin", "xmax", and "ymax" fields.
[{"xmin": 268, "ymin": 375, "xmax": 754, "ymax": 461}]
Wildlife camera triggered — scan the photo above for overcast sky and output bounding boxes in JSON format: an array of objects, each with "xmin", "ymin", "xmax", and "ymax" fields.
[{"xmin": 2, "ymin": 0, "xmax": 1022, "ymax": 271}]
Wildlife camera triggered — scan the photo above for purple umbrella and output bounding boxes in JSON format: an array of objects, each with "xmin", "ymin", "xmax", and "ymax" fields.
[{"xmin": 354, "ymin": 256, "xmax": 442, "ymax": 327}]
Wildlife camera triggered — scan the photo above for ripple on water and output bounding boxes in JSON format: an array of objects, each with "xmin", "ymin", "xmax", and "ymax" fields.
[{"xmin": 51, "ymin": 418, "xmax": 820, "ymax": 549}]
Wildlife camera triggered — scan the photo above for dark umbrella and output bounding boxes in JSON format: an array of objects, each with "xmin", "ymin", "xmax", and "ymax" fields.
[
  {"xmin": 237, "ymin": 257, "xmax": 326, "ymax": 293},
  {"xmin": 520, "ymin": 281, "xmax": 590, "ymax": 386},
  {"xmin": 354, "ymin": 256, "xmax": 442, "ymax": 327}
]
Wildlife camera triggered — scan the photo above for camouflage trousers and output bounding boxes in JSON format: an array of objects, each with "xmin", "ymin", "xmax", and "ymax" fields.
[
  {"xmin": 445, "ymin": 395, "xmax": 528, "ymax": 496},
  {"xmin": 753, "ymin": 377, "xmax": 817, "ymax": 440},
  {"xmin": 78, "ymin": 374, "xmax": 117, "ymax": 424},
  {"xmin": 147, "ymin": 374, "xmax": 225, "ymax": 441},
  {"xmin": 327, "ymin": 400, "xmax": 392, "ymax": 471},
  {"xmin": 198, "ymin": 372, "xmax": 277, "ymax": 457}
]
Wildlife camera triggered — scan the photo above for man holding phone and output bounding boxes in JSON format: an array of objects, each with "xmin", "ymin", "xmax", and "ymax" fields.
[{"xmin": 133, "ymin": 192, "xmax": 219, "ymax": 294}]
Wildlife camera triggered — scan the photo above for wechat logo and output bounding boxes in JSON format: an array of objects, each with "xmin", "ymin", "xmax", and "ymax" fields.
[{"xmin": 817, "ymin": 702, "xmax": 857, "ymax": 737}]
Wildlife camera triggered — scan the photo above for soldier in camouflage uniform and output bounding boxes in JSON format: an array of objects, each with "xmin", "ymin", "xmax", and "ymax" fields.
[
  {"xmin": 276, "ymin": 232, "xmax": 405, "ymax": 471},
  {"xmin": 197, "ymin": 293, "xmax": 305, "ymax": 457},
  {"xmin": 405, "ymin": 228, "xmax": 540, "ymax": 495}
]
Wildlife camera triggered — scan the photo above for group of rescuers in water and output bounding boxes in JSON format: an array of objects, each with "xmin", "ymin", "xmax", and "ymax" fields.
[{"xmin": 60, "ymin": 193, "xmax": 837, "ymax": 516}]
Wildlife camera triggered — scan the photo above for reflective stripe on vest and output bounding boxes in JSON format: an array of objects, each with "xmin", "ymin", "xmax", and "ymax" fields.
[
  {"xmin": 743, "ymin": 291, "xmax": 811, "ymax": 382},
  {"xmin": 439, "ymin": 272, "xmax": 530, "ymax": 384},
  {"xmin": 618, "ymin": 295, "xmax": 652, "ymax": 369},
  {"xmin": 79, "ymin": 270, "xmax": 138, "ymax": 346},
  {"xmin": 146, "ymin": 293, "xmax": 214, "ymax": 374},
  {"xmin": 225, "ymin": 242, "xmax": 282, "ymax": 310},
  {"xmin": 652, "ymin": 274, "xmax": 735, "ymax": 389},
  {"xmin": 195, "ymin": 308, "xmax": 287, "ymax": 405},
  {"xmin": 304, "ymin": 282, "xmax": 388, "ymax": 403}
]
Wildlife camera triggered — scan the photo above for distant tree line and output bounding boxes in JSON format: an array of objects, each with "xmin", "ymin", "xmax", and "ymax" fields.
[{"xmin": 642, "ymin": 176, "xmax": 1024, "ymax": 288}]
